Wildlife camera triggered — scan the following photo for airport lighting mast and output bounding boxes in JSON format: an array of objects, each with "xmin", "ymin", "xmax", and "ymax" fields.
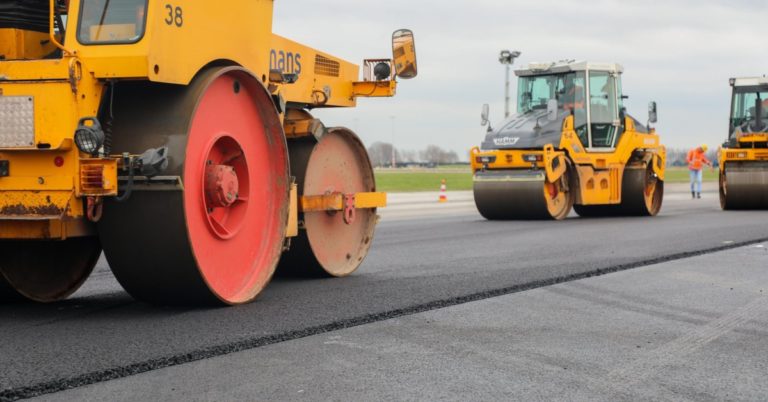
[{"xmin": 499, "ymin": 50, "xmax": 521, "ymax": 118}]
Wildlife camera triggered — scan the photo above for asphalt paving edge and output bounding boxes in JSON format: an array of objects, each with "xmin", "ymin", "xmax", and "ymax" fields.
[{"xmin": 3, "ymin": 237, "xmax": 767, "ymax": 402}]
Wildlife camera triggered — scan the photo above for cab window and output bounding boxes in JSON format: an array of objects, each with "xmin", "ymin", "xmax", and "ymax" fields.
[
  {"xmin": 568, "ymin": 72, "xmax": 588, "ymax": 146},
  {"xmin": 730, "ymin": 88, "xmax": 768, "ymax": 136},
  {"xmin": 517, "ymin": 75, "xmax": 557, "ymax": 113},
  {"xmin": 588, "ymin": 72, "xmax": 618, "ymax": 148},
  {"xmin": 77, "ymin": 0, "xmax": 148, "ymax": 44}
]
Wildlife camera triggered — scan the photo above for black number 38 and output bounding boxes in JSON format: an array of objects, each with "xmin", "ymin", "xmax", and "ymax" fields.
[{"xmin": 165, "ymin": 4, "xmax": 183, "ymax": 27}]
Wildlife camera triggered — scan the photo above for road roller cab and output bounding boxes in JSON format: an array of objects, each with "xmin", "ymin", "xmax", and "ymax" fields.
[
  {"xmin": 471, "ymin": 61, "xmax": 665, "ymax": 220},
  {"xmin": 718, "ymin": 76, "xmax": 768, "ymax": 210},
  {"xmin": 0, "ymin": 0, "xmax": 418, "ymax": 304}
]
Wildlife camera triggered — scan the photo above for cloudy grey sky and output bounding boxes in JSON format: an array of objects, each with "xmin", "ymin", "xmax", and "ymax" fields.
[{"xmin": 274, "ymin": 0, "xmax": 768, "ymax": 159}]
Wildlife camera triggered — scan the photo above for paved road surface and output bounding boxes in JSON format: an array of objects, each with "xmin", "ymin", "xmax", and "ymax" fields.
[
  {"xmin": 40, "ymin": 243, "xmax": 768, "ymax": 401},
  {"xmin": 1, "ymin": 183, "xmax": 766, "ymax": 400}
]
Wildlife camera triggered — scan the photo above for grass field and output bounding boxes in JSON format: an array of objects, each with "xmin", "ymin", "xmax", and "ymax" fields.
[
  {"xmin": 375, "ymin": 171, "xmax": 474, "ymax": 192},
  {"xmin": 664, "ymin": 166, "xmax": 718, "ymax": 183},
  {"xmin": 375, "ymin": 166, "xmax": 717, "ymax": 193}
]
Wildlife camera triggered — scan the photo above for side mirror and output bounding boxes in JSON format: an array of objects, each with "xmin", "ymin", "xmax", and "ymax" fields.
[
  {"xmin": 481, "ymin": 104, "xmax": 490, "ymax": 126},
  {"xmin": 547, "ymin": 99, "xmax": 558, "ymax": 121},
  {"xmin": 392, "ymin": 29, "xmax": 418, "ymax": 79},
  {"xmin": 648, "ymin": 101, "xmax": 658, "ymax": 124}
]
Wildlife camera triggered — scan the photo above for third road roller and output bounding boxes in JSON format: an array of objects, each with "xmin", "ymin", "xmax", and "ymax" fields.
[
  {"xmin": 471, "ymin": 61, "xmax": 666, "ymax": 220},
  {"xmin": 718, "ymin": 76, "xmax": 768, "ymax": 210}
]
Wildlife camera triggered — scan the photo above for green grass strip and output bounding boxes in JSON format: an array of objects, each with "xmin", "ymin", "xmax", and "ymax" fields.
[{"xmin": 375, "ymin": 166, "xmax": 717, "ymax": 193}]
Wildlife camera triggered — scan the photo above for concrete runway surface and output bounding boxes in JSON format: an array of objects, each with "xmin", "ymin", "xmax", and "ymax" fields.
[{"xmin": 2, "ymin": 182, "xmax": 767, "ymax": 401}]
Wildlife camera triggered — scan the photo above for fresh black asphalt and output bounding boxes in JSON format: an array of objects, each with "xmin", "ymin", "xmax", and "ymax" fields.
[{"xmin": 1, "ymin": 196, "xmax": 766, "ymax": 400}]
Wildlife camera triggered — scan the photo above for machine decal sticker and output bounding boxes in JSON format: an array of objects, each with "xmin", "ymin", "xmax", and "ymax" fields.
[
  {"xmin": 493, "ymin": 136, "xmax": 519, "ymax": 146},
  {"xmin": 270, "ymin": 50, "xmax": 302, "ymax": 76}
]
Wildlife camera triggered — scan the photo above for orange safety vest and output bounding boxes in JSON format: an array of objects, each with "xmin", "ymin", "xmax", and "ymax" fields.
[{"xmin": 686, "ymin": 148, "xmax": 710, "ymax": 171}]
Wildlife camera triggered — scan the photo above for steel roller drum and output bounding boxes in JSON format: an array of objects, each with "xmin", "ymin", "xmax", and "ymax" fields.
[
  {"xmin": 0, "ymin": 237, "xmax": 101, "ymax": 302},
  {"xmin": 473, "ymin": 170, "xmax": 558, "ymax": 220},
  {"xmin": 98, "ymin": 67, "xmax": 289, "ymax": 305},
  {"xmin": 721, "ymin": 162, "xmax": 768, "ymax": 210},
  {"xmin": 278, "ymin": 128, "xmax": 377, "ymax": 277}
]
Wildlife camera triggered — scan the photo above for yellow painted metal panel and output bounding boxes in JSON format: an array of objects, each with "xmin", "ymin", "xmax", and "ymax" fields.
[
  {"xmin": 352, "ymin": 81, "xmax": 397, "ymax": 98},
  {"xmin": 286, "ymin": 182, "xmax": 298, "ymax": 238},
  {"xmin": 470, "ymin": 149, "xmax": 546, "ymax": 170},
  {"xmin": 301, "ymin": 192, "xmax": 386, "ymax": 212},
  {"xmin": 0, "ymin": 29, "xmax": 59, "ymax": 61},
  {"xmin": 301, "ymin": 194, "xmax": 343, "ymax": 212},
  {"xmin": 143, "ymin": 1, "xmax": 273, "ymax": 85},
  {"xmin": 0, "ymin": 59, "xmax": 70, "ymax": 82},
  {"xmin": 738, "ymin": 133, "xmax": 768, "ymax": 143},
  {"xmin": 543, "ymin": 144, "xmax": 566, "ymax": 183},
  {"xmin": 78, "ymin": 158, "xmax": 118, "ymax": 196},
  {"xmin": 0, "ymin": 190, "xmax": 72, "ymax": 219},
  {"xmin": 610, "ymin": 167, "xmax": 621, "ymax": 202},
  {"xmin": 0, "ymin": 175, "xmax": 73, "ymax": 191},
  {"xmin": 354, "ymin": 192, "xmax": 387, "ymax": 209},
  {"xmin": 271, "ymin": 35, "xmax": 359, "ymax": 107},
  {"xmin": 576, "ymin": 165, "xmax": 614, "ymax": 205},
  {"xmin": 87, "ymin": 56, "xmax": 150, "ymax": 79},
  {"xmin": 0, "ymin": 218, "xmax": 94, "ymax": 239}
]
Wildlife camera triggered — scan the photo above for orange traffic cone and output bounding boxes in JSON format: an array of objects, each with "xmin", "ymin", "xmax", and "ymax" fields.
[{"xmin": 438, "ymin": 179, "xmax": 447, "ymax": 203}]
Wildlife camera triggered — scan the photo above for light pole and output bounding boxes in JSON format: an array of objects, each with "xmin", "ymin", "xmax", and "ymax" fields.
[
  {"xmin": 389, "ymin": 116, "xmax": 396, "ymax": 168},
  {"xmin": 499, "ymin": 50, "xmax": 521, "ymax": 118}
]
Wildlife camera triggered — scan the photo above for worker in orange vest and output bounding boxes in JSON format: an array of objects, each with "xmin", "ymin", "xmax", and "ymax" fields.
[{"xmin": 686, "ymin": 144, "xmax": 712, "ymax": 199}]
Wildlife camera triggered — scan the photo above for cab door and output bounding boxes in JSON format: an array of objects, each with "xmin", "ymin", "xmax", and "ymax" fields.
[
  {"xmin": 586, "ymin": 71, "xmax": 621, "ymax": 150},
  {"xmin": 580, "ymin": 70, "xmax": 623, "ymax": 204}
]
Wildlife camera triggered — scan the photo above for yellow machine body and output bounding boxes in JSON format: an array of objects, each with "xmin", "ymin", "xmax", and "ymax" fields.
[
  {"xmin": 0, "ymin": 28, "xmax": 60, "ymax": 60},
  {"xmin": 719, "ymin": 139, "xmax": 768, "ymax": 166},
  {"xmin": 0, "ymin": 1, "xmax": 417, "ymax": 304},
  {"xmin": 0, "ymin": 0, "xmax": 405, "ymax": 239}
]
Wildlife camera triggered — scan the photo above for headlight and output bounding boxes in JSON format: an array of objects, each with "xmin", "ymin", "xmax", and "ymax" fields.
[
  {"xmin": 523, "ymin": 154, "xmax": 543, "ymax": 162},
  {"xmin": 475, "ymin": 155, "xmax": 497, "ymax": 164},
  {"xmin": 74, "ymin": 117, "xmax": 105, "ymax": 155}
]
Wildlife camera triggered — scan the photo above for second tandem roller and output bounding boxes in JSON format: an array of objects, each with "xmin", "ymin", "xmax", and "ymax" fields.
[
  {"xmin": 470, "ymin": 61, "xmax": 666, "ymax": 220},
  {"xmin": 0, "ymin": 1, "xmax": 418, "ymax": 305},
  {"xmin": 718, "ymin": 77, "xmax": 768, "ymax": 210}
]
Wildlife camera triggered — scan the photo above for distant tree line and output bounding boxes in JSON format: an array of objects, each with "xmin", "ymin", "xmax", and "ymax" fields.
[{"xmin": 367, "ymin": 142, "xmax": 460, "ymax": 167}]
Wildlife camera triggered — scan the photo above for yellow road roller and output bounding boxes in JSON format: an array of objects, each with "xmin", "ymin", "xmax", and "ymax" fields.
[
  {"xmin": 471, "ymin": 61, "xmax": 665, "ymax": 220},
  {"xmin": 0, "ymin": 0, "xmax": 417, "ymax": 304},
  {"xmin": 718, "ymin": 77, "xmax": 768, "ymax": 209}
]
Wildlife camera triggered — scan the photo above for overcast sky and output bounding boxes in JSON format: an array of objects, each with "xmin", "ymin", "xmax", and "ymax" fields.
[{"xmin": 273, "ymin": 0, "xmax": 768, "ymax": 159}]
